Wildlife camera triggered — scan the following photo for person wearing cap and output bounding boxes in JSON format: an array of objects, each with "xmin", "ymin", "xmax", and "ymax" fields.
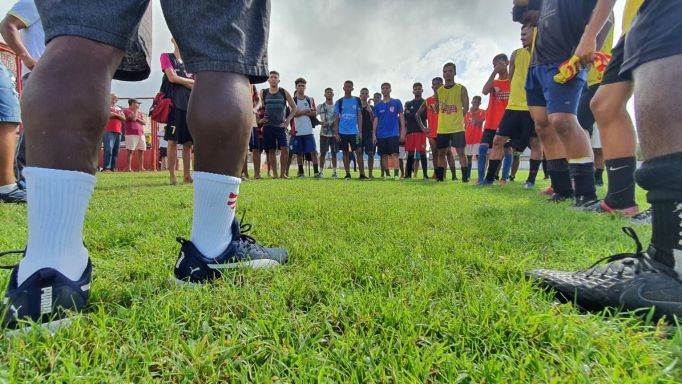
[{"xmin": 123, "ymin": 98, "xmax": 147, "ymax": 172}]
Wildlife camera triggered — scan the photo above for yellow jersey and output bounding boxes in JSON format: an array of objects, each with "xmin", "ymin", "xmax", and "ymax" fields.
[
  {"xmin": 622, "ymin": 0, "xmax": 645, "ymax": 36},
  {"xmin": 436, "ymin": 83, "xmax": 465, "ymax": 134},
  {"xmin": 588, "ymin": 14, "xmax": 615, "ymax": 86},
  {"xmin": 507, "ymin": 47, "xmax": 531, "ymax": 111}
]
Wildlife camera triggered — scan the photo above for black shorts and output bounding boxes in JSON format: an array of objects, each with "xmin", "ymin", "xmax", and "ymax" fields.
[
  {"xmin": 602, "ymin": 36, "xmax": 631, "ymax": 85},
  {"xmin": 339, "ymin": 134, "xmax": 360, "ymax": 152},
  {"xmin": 576, "ymin": 84, "xmax": 598, "ymax": 136},
  {"xmin": 249, "ymin": 127, "xmax": 264, "ymax": 151},
  {"xmin": 361, "ymin": 135, "xmax": 376, "ymax": 155},
  {"xmin": 159, "ymin": 147, "xmax": 167, "ymax": 157},
  {"xmin": 621, "ymin": 1, "xmax": 682, "ymax": 77},
  {"xmin": 436, "ymin": 132, "xmax": 465, "ymax": 149},
  {"xmin": 262, "ymin": 125, "xmax": 287, "ymax": 150},
  {"xmin": 480, "ymin": 129, "xmax": 497, "ymax": 147},
  {"xmin": 164, "ymin": 107, "xmax": 193, "ymax": 145},
  {"xmin": 497, "ymin": 110, "xmax": 536, "ymax": 151},
  {"xmin": 319, "ymin": 135, "xmax": 338, "ymax": 153},
  {"xmin": 377, "ymin": 136, "xmax": 399, "ymax": 155}
]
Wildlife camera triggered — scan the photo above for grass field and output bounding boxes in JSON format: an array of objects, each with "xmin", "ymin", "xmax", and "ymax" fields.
[{"xmin": 1, "ymin": 170, "xmax": 680, "ymax": 382}]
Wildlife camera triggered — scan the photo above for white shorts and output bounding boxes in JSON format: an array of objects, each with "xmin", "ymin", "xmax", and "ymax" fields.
[
  {"xmin": 465, "ymin": 143, "xmax": 479, "ymax": 156},
  {"xmin": 399, "ymin": 145, "xmax": 406, "ymax": 160},
  {"xmin": 125, "ymin": 134, "xmax": 146, "ymax": 151},
  {"xmin": 591, "ymin": 123, "xmax": 602, "ymax": 149}
]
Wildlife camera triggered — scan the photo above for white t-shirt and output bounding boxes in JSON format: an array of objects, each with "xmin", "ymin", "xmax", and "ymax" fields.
[
  {"xmin": 293, "ymin": 96, "xmax": 314, "ymax": 136},
  {"xmin": 8, "ymin": 0, "xmax": 45, "ymax": 76}
]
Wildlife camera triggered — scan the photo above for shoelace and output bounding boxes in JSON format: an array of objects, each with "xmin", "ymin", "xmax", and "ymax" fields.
[
  {"xmin": 581, "ymin": 227, "xmax": 656, "ymax": 277},
  {"xmin": 0, "ymin": 249, "xmax": 24, "ymax": 270},
  {"xmin": 237, "ymin": 210, "xmax": 265, "ymax": 252}
]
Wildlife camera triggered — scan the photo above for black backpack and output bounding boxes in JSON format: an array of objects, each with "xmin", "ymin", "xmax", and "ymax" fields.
[{"xmin": 335, "ymin": 96, "xmax": 362, "ymax": 116}]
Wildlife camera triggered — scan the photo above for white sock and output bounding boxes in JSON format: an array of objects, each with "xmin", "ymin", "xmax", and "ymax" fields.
[
  {"xmin": 190, "ymin": 171, "xmax": 241, "ymax": 258},
  {"xmin": 0, "ymin": 183, "xmax": 18, "ymax": 194},
  {"xmin": 18, "ymin": 167, "xmax": 95, "ymax": 285}
]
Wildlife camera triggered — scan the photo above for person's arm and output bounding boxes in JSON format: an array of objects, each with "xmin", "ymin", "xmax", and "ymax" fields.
[
  {"xmin": 416, "ymin": 102, "xmax": 427, "ymax": 132},
  {"xmin": 372, "ymin": 116, "xmax": 378, "ymax": 144},
  {"xmin": 334, "ymin": 113, "xmax": 340, "ymax": 140},
  {"xmin": 357, "ymin": 108, "xmax": 363, "ymax": 137},
  {"xmin": 125, "ymin": 110, "xmax": 136, "ymax": 122},
  {"xmin": 283, "ymin": 90, "xmax": 298, "ymax": 128},
  {"xmin": 163, "ymin": 68, "xmax": 194, "ymax": 89},
  {"xmin": 307, "ymin": 97, "xmax": 317, "ymax": 117},
  {"xmin": 399, "ymin": 112, "xmax": 406, "ymax": 141},
  {"xmin": 461, "ymin": 86, "xmax": 470, "ymax": 116},
  {"xmin": 136, "ymin": 112, "xmax": 146, "ymax": 125},
  {"xmin": 482, "ymin": 69, "xmax": 498, "ymax": 95},
  {"xmin": 575, "ymin": 0, "xmax": 618, "ymax": 64},
  {"xmin": 508, "ymin": 50, "xmax": 518, "ymax": 82},
  {"xmin": 0, "ymin": 15, "xmax": 36, "ymax": 70}
]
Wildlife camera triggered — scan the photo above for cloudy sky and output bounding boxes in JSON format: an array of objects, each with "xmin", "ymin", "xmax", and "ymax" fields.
[{"xmin": 2, "ymin": 0, "xmax": 628, "ymax": 111}]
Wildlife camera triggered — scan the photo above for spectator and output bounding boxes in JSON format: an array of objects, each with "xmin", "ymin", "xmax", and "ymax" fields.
[
  {"xmin": 0, "ymin": 62, "xmax": 25, "ymax": 203},
  {"xmin": 123, "ymin": 99, "xmax": 147, "ymax": 172},
  {"xmin": 101, "ymin": 93, "xmax": 125, "ymax": 171}
]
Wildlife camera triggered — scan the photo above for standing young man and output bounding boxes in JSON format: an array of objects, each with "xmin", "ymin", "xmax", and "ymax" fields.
[
  {"xmin": 0, "ymin": 62, "xmax": 25, "ymax": 203},
  {"xmin": 260, "ymin": 70, "xmax": 297, "ymax": 179},
  {"xmin": 291, "ymin": 78, "xmax": 320, "ymax": 178},
  {"xmin": 372, "ymin": 92, "xmax": 389, "ymax": 177},
  {"xmin": 404, "ymin": 82, "xmax": 429, "ymax": 179},
  {"xmin": 123, "ymin": 99, "xmax": 147, "ymax": 172},
  {"xmin": 359, "ymin": 88, "xmax": 376, "ymax": 178},
  {"xmin": 420, "ymin": 63, "xmax": 470, "ymax": 182},
  {"xmin": 317, "ymin": 87, "xmax": 338, "ymax": 178},
  {"xmin": 485, "ymin": 26, "xmax": 543, "ymax": 188},
  {"xmin": 464, "ymin": 96, "xmax": 485, "ymax": 181},
  {"xmin": 373, "ymin": 82, "xmax": 405, "ymax": 180},
  {"xmin": 2, "ymin": 1, "xmax": 287, "ymax": 330},
  {"xmin": 334, "ymin": 80, "xmax": 365, "ymax": 179},
  {"xmin": 478, "ymin": 54, "xmax": 510, "ymax": 184}
]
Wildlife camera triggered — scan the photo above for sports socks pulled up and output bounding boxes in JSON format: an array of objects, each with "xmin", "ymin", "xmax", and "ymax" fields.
[{"xmin": 604, "ymin": 156, "xmax": 637, "ymax": 209}]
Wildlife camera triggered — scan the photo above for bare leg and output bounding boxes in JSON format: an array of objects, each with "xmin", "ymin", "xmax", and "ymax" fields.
[
  {"xmin": 591, "ymin": 81, "xmax": 636, "ymax": 160},
  {"xmin": 279, "ymin": 146, "xmax": 288, "ymax": 178},
  {"xmin": 267, "ymin": 150, "xmax": 278, "ymax": 178},
  {"xmin": 356, "ymin": 149, "xmax": 365, "ymax": 176},
  {"xmin": 168, "ymin": 140, "xmax": 177, "ymax": 183},
  {"xmin": 253, "ymin": 149, "xmax": 261, "ymax": 178},
  {"xmin": 137, "ymin": 149, "xmax": 145, "ymax": 171},
  {"xmin": 182, "ymin": 144, "xmax": 192, "ymax": 182},
  {"xmin": 126, "ymin": 150, "xmax": 134, "ymax": 172},
  {"xmin": 0, "ymin": 123, "xmax": 18, "ymax": 186}
]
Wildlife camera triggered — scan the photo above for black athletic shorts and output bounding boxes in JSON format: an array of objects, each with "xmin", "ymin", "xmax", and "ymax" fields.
[
  {"xmin": 602, "ymin": 36, "xmax": 631, "ymax": 85},
  {"xmin": 249, "ymin": 127, "xmax": 264, "ymax": 151},
  {"xmin": 576, "ymin": 84, "xmax": 598, "ymax": 136},
  {"xmin": 361, "ymin": 134, "xmax": 376, "ymax": 155},
  {"xmin": 377, "ymin": 136, "xmax": 399, "ymax": 155},
  {"xmin": 436, "ymin": 132, "xmax": 465, "ymax": 149},
  {"xmin": 164, "ymin": 107, "xmax": 193, "ymax": 145},
  {"xmin": 621, "ymin": 1, "xmax": 682, "ymax": 77},
  {"xmin": 339, "ymin": 134, "xmax": 360, "ymax": 152},
  {"xmin": 159, "ymin": 147, "xmax": 167, "ymax": 157},
  {"xmin": 497, "ymin": 110, "xmax": 536, "ymax": 152},
  {"xmin": 480, "ymin": 129, "xmax": 497, "ymax": 147}
]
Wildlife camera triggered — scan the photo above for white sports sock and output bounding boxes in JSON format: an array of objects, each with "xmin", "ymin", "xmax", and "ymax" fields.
[
  {"xmin": 190, "ymin": 171, "xmax": 241, "ymax": 258},
  {"xmin": 18, "ymin": 167, "xmax": 95, "ymax": 285}
]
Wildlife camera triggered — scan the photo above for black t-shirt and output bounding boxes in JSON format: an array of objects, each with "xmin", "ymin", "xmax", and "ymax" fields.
[
  {"xmin": 361, "ymin": 104, "xmax": 374, "ymax": 138},
  {"xmin": 263, "ymin": 88, "xmax": 287, "ymax": 126},
  {"xmin": 161, "ymin": 53, "xmax": 192, "ymax": 111},
  {"xmin": 404, "ymin": 99, "xmax": 426, "ymax": 134},
  {"xmin": 532, "ymin": 0, "xmax": 597, "ymax": 65}
]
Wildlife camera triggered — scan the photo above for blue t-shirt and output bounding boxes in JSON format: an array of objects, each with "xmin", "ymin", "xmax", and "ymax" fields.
[
  {"xmin": 334, "ymin": 97, "xmax": 360, "ymax": 135},
  {"xmin": 374, "ymin": 99, "xmax": 403, "ymax": 139}
]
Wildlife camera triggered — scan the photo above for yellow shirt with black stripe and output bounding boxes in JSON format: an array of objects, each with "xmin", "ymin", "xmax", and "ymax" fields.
[
  {"xmin": 507, "ymin": 47, "xmax": 531, "ymax": 111},
  {"xmin": 436, "ymin": 84, "xmax": 465, "ymax": 134}
]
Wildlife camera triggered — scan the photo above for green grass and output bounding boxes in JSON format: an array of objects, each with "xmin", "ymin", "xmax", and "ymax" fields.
[{"xmin": 1, "ymin": 170, "xmax": 680, "ymax": 383}]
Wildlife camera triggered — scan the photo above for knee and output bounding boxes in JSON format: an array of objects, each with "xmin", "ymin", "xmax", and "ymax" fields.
[
  {"xmin": 590, "ymin": 93, "xmax": 618, "ymax": 120},
  {"xmin": 548, "ymin": 114, "xmax": 576, "ymax": 137},
  {"xmin": 492, "ymin": 135, "xmax": 506, "ymax": 148}
]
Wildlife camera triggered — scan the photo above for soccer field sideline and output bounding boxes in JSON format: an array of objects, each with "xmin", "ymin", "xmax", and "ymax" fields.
[{"xmin": 0, "ymin": 171, "xmax": 679, "ymax": 382}]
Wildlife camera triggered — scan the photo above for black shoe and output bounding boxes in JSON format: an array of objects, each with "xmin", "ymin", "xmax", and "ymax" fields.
[
  {"xmin": 572, "ymin": 195, "xmax": 599, "ymax": 209},
  {"xmin": 2, "ymin": 250, "xmax": 92, "ymax": 332},
  {"xmin": 527, "ymin": 228, "xmax": 682, "ymax": 322},
  {"xmin": 509, "ymin": 175, "xmax": 515, "ymax": 182},
  {"xmin": 174, "ymin": 214, "xmax": 287, "ymax": 285},
  {"xmin": 344, "ymin": 174, "xmax": 351, "ymax": 180},
  {"xmin": 547, "ymin": 193, "xmax": 571, "ymax": 203},
  {"xmin": 359, "ymin": 175, "xmax": 368, "ymax": 180}
]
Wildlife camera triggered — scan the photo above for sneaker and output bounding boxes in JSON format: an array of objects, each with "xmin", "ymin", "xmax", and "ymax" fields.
[
  {"xmin": 631, "ymin": 208, "xmax": 652, "ymax": 225},
  {"xmin": 572, "ymin": 195, "xmax": 599, "ymax": 209},
  {"xmin": 509, "ymin": 175, "xmax": 515, "ymax": 182},
  {"xmin": 547, "ymin": 193, "xmax": 570, "ymax": 203},
  {"xmin": 344, "ymin": 174, "xmax": 351, "ymax": 180},
  {"xmin": 173, "ymin": 215, "xmax": 288, "ymax": 285},
  {"xmin": 359, "ymin": 174, "xmax": 368, "ymax": 180},
  {"xmin": 297, "ymin": 173, "xmax": 305, "ymax": 178},
  {"xmin": 499, "ymin": 179, "xmax": 507, "ymax": 186},
  {"xmin": 0, "ymin": 185, "xmax": 27, "ymax": 204},
  {"xmin": 314, "ymin": 172, "xmax": 323, "ymax": 179},
  {"xmin": 477, "ymin": 179, "xmax": 493, "ymax": 186},
  {"xmin": 524, "ymin": 181, "xmax": 535, "ymax": 189},
  {"xmin": 451, "ymin": 175, "xmax": 458, "ymax": 181},
  {"xmin": 2, "ymin": 250, "xmax": 91, "ymax": 332},
  {"xmin": 540, "ymin": 186, "xmax": 554, "ymax": 196},
  {"xmin": 423, "ymin": 175, "xmax": 429, "ymax": 181},
  {"xmin": 579, "ymin": 200, "xmax": 640, "ymax": 217},
  {"xmin": 526, "ymin": 228, "xmax": 682, "ymax": 322},
  {"xmin": 331, "ymin": 172, "xmax": 338, "ymax": 179},
  {"xmin": 394, "ymin": 175, "xmax": 400, "ymax": 180}
]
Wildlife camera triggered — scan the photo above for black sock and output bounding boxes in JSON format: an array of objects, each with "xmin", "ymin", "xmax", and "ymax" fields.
[
  {"xmin": 569, "ymin": 161, "xmax": 597, "ymax": 200},
  {"xmin": 420, "ymin": 152, "xmax": 428, "ymax": 177},
  {"xmin": 486, "ymin": 159, "xmax": 501, "ymax": 181},
  {"xmin": 527, "ymin": 159, "xmax": 541, "ymax": 183},
  {"xmin": 393, "ymin": 169, "xmax": 399, "ymax": 177},
  {"xmin": 542, "ymin": 158, "xmax": 548, "ymax": 178},
  {"xmin": 604, "ymin": 157, "xmax": 636, "ymax": 209},
  {"xmin": 298, "ymin": 164, "xmax": 304, "ymax": 174},
  {"xmin": 461, "ymin": 166, "xmax": 469, "ymax": 182},
  {"xmin": 594, "ymin": 168, "xmax": 604, "ymax": 184},
  {"xmin": 450, "ymin": 164, "xmax": 457, "ymax": 179},
  {"xmin": 436, "ymin": 167, "xmax": 445, "ymax": 181},
  {"xmin": 314, "ymin": 164, "xmax": 319, "ymax": 174},
  {"xmin": 547, "ymin": 159, "xmax": 572, "ymax": 197},
  {"xmin": 635, "ymin": 153, "xmax": 682, "ymax": 271},
  {"xmin": 466, "ymin": 155, "xmax": 473, "ymax": 169},
  {"xmin": 406, "ymin": 155, "xmax": 414, "ymax": 178}
]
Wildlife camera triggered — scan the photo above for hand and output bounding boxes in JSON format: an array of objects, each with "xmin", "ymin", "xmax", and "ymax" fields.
[
  {"xmin": 258, "ymin": 118, "xmax": 268, "ymax": 125},
  {"xmin": 372, "ymin": 135, "xmax": 377, "ymax": 145},
  {"xmin": 399, "ymin": 134, "xmax": 406, "ymax": 142},
  {"xmin": 280, "ymin": 121, "xmax": 289, "ymax": 128},
  {"xmin": 20, "ymin": 54, "xmax": 37, "ymax": 70},
  {"xmin": 335, "ymin": 134, "xmax": 341, "ymax": 142},
  {"xmin": 575, "ymin": 34, "xmax": 596, "ymax": 65}
]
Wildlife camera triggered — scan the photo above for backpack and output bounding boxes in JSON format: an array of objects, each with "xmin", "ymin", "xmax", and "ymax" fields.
[
  {"xmin": 295, "ymin": 94, "xmax": 320, "ymax": 128},
  {"xmin": 261, "ymin": 88, "xmax": 287, "ymax": 109},
  {"xmin": 335, "ymin": 96, "xmax": 362, "ymax": 117}
]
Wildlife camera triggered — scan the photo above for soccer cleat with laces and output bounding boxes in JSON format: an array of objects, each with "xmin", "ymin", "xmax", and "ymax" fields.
[
  {"xmin": 631, "ymin": 208, "xmax": 652, "ymax": 225},
  {"xmin": 0, "ymin": 184, "xmax": 26, "ymax": 204},
  {"xmin": 578, "ymin": 199, "xmax": 640, "ymax": 217},
  {"xmin": 173, "ymin": 213, "xmax": 287, "ymax": 284},
  {"xmin": 526, "ymin": 227, "xmax": 682, "ymax": 321},
  {"xmin": 2, "ymin": 249, "xmax": 91, "ymax": 332}
]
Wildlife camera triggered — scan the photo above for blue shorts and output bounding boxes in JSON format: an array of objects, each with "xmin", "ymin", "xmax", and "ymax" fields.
[
  {"xmin": 262, "ymin": 125, "xmax": 287, "ymax": 150},
  {"xmin": 36, "ymin": 0, "xmax": 269, "ymax": 83},
  {"xmin": 0, "ymin": 63, "xmax": 20, "ymax": 123},
  {"xmin": 525, "ymin": 63, "xmax": 586, "ymax": 115},
  {"xmin": 291, "ymin": 134, "xmax": 316, "ymax": 154}
]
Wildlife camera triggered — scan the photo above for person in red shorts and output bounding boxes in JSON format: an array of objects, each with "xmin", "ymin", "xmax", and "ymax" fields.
[
  {"xmin": 478, "ymin": 54, "xmax": 510, "ymax": 184},
  {"xmin": 403, "ymin": 82, "xmax": 428, "ymax": 179},
  {"xmin": 464, "ymin": 96, "xmax": 485, "ymax": 181}
]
